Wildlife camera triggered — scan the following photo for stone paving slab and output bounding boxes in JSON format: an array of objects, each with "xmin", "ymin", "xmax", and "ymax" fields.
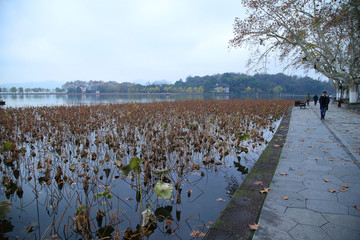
[{"xmin": 254, "ymin": 103, "xmax": 360, "ymax": 240}]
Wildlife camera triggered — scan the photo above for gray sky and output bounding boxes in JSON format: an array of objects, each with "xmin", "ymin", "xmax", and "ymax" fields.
[{"xmin": 0, "ymin": 0, "xmax": 317, "ymax": 85}]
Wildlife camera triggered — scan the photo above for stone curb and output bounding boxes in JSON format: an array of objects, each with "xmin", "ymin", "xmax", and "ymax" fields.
[{"xmin": 204, "ymin": 107, "xmax": 292, "ymax": 240}]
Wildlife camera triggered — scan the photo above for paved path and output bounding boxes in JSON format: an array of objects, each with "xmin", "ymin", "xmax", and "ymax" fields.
[{"xmin": 253, "ymin": 102, "xmax": 360, "ymax": 240}]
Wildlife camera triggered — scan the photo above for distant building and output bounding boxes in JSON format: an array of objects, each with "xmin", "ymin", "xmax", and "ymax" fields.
[
  {"xmin": 214, "ymin": 83, "xmax": 230, "ymax": 93},
  {"xmin": 80, "ymin": 86, "xmax": 87, "ymax": 93}
]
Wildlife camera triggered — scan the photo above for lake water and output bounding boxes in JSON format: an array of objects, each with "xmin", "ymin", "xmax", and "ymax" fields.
[
  {"xmin": 0, "ymin": 93, "xmax": 303, "ymax": 107},
  {"xmin": 0, "ymin": 96, "xmax": 293, "ymax": 239}
]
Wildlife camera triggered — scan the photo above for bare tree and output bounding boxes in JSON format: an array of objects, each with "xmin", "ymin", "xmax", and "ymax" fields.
[{"xmin": 230, "ymin": 0, "xmax": 359, "ymax": 102}]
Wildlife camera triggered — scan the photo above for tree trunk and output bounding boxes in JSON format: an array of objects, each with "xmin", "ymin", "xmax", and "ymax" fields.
[
  {"xmin": 336, "ymin": 88, "xmax": 341, "ymax": 100},
  {"xmin": 349, "ymin": 84, "xmax": 359, "ymax": 103}
]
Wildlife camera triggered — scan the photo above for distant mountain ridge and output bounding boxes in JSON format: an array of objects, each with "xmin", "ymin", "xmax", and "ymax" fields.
[{"xmin": 1, "ymin": 73, "xmax": 334, "ymax": 95}]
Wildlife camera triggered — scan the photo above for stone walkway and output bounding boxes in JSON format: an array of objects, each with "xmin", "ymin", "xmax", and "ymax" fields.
[{"xmin": 253, "ymin": 102, "xmax": 360, "ymax": 240}]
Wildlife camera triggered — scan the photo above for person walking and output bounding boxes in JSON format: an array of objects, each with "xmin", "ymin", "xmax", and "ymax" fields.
[
  {"xmin": 306, "ymin": 93, "xmax": 311, "ymax": 106},
  {"xmin": 313, "ymin": 94, "xmax": 318, "ymax": 105},
  {"xmin": 319, "ymin": 91, "xmax": 330, "ymax": 120}
]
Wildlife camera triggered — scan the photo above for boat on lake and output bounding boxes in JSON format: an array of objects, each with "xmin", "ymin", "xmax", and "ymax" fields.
[{"xmin": 0, "ymin": 99, "xmax": 5, "ymax": 105}]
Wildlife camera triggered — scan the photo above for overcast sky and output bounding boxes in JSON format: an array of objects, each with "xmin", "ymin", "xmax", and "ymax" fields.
[{"xmin": 0, "ymin": 0, "xmax": 318, "ymax": 85}]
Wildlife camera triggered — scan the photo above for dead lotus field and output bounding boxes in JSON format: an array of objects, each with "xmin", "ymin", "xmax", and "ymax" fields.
[{"xmin": 0, "ymin": 99, "xmax": 292, "ymax": 239}]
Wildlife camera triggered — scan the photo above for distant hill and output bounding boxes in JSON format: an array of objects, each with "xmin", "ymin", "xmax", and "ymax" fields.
[
  {"xmin": 61, "ymin": 73, "xmax": 334, "ymax": 95},
  {"xmin": 1, "ymin": 73, "xmax": 334, "ymax": 95},
  {"xmin": 0, "ymin": 81, "xmax": 64, "ymax": 90},
  {"xmin": 176, "ymin": 73, "xmax": 334, "ymax": 94}
]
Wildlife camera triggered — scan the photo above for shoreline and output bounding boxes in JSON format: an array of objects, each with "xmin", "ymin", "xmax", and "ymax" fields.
[
  {"xmin": 204, "ymin": 106, "xmax": 292, "ymax": 240},
  {"xmin": 0, "ymin": 92, "xmax": 180, "ymax": 96}
]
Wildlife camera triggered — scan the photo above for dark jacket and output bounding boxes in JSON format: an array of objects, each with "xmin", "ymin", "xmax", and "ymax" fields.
[
  {"xmin": 313, "ymin": 95, "xmax": 318, "ymax": 101},
  {"xmin": 319, "ymin": 95, "xmax": 329, "ymax": 108}
]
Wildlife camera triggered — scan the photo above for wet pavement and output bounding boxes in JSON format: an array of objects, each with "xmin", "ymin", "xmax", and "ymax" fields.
[{"xmin": 253, "ymin": 102, "xmax": 360, "ymax": 240}]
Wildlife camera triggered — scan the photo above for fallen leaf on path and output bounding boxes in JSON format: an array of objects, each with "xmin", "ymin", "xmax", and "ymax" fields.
[
  {"xmin": 324, "ymin": 179, "xmax": 331, "ymax": 182},
  {"xmin": 353, "ymin": 161, "xmax": 359, "ymax": 164},
  {"xmin": 355, "ymin": 206, "xmax": 360, "ymax": 210},
  {"xmin": 323, "ymin": 148, "xmax": 331, "ymax": 150},
  {"xmin": 274, "ymin": 144, "xmax": 281, "ymax": 147},
  {"xmin": 279, "ymin": 172, "xmax": 288, "ymax": 176},
  {"xmin": 216, "ymin": 198, "xmax": 226, "ymax": 202},
  {"xmin": 342, "ymin": 185, "xmax": 349, "ymax": 188},
  {"xmin": 314, "ymin": 158, "xmax": 318, "ymax": 160},
  {"xmin": 248, "ymin": 223, "xmax": 260, "ymax": 230},
  {"xmin": 253, "ymin": 181, "xmax": 263, "ymax": 185},
  {"xmin": 282, "ymin": 196, "xmax": 289, "ymax": 200},
  {"xmin": 340, "ymin": 162, "xmax": 346, "ymax": 165},
  {"xmin": 338, "ymin": 188, "xmax": 346, "ymax": 192},
  {"xmin": 296, "ymin": 172, "xmax": 302, "ymax": 174},
  {"xmin": 260, "ymin": 188, "xmax": 270, "ymax": 194},
  {"xmin": 190, "ymin": 230, "xmax": 206, "ymax": 238},
  {"xmin": 328, "ymin": 189, "xmax": 336, "ymax": 193}
]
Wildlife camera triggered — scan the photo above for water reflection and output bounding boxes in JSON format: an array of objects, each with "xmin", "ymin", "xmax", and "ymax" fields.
[{"xmin": 0, "ymin": 93, "xmax": 303, "ymax": 108}]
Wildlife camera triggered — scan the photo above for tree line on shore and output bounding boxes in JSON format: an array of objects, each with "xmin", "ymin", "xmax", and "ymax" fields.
[{"xmin": 1, "ymin": 72, "xmax": 333, "ymax": 95}]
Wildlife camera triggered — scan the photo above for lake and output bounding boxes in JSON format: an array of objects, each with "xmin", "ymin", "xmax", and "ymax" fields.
[
  {"xmin": 0, "ymin": 97, "xmax": 294, "ymax": 239},
  {"xmin": 0, "ymin": 93, "xmax": 303, "ymax": 108}
]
